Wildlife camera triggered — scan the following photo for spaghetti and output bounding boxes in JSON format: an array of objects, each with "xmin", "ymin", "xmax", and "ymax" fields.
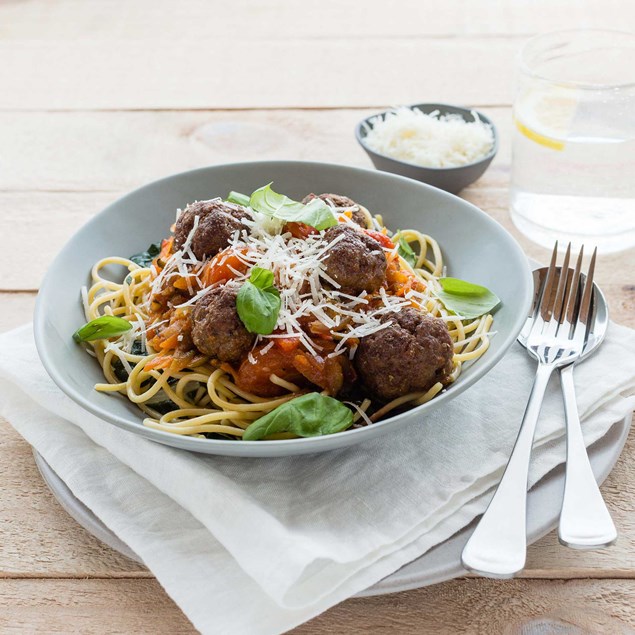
[{"xmin": 78, "ymin": 192, "xmax": 495, "ymax": 440}]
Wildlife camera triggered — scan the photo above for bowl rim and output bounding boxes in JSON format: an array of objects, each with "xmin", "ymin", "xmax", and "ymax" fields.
[
  {"xmin": 34, "ymin": 160, "xmax": 532, "ymax": 454},
  {"xmin": 355, "ymin": 102, "xmax": 499, "ymax": 172}
]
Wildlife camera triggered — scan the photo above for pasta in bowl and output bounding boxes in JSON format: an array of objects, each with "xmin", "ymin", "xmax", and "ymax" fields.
[{"xmin": 34, "ymin": 161, "xmax": 532, "ymax": 456}]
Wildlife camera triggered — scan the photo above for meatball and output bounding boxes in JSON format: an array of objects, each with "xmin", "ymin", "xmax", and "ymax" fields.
[
  {"xmin": 349, "ymin": 209, "xmax": 370, "ymax": 229},
  {"xmin": 174, "ymin": 199, "xmax": 249, "ymax": 260},
  {"xmin": 303, "ymin": 192, "xmax": 356, "ymax": 208},
  {"xmin": 191, "ymin": 286, "xmax": 255, "ymax": 362},
  {"xmin": 302, "ymin": 192, "xmax": 369, "ymax": 228},
  {"xmin": 322, "ymin": 225, "xmax": 386, "ymax": 293},
  {"xmin": 355, "ymin": 308, "xmax": 454, "ymax": 401}
]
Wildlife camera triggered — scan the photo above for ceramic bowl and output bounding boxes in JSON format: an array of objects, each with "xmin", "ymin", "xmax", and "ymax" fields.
[
  {"xmin": 356, "ymin": 103, "xmax": 498, "ymax": 194},
  {"xmin": 34, "ymin": 161, "xmax": 531, "ymax": 457}
]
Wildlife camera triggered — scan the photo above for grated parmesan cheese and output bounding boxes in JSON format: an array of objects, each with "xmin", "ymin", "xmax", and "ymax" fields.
[
  {"xmin": 149, "ymin": 200, "xmax": 440, "ymax": 361},
  {"xmin": 363, "ymin": 107, "xmax": 494, "ymax": 168}
]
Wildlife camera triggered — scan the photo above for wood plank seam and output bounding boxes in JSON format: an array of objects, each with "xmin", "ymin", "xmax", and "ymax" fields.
[
  {"xmin": 1, "ymin": 573, "xmax": 635, "ymax": 580},
  {"xmin": 0, "ymin": 104, "xmax": 513, "ymax": 114}
]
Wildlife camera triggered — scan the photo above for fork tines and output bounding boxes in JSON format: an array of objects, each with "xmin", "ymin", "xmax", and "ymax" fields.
[{"xmin": 537, "ymin": 242, "xmax": 597, "ymax": 337}]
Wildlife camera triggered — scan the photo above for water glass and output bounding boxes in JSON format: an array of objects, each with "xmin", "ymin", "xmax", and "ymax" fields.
[{"xmin": 511, "ymin": 29, "xmax": 635, "ymax": 253}]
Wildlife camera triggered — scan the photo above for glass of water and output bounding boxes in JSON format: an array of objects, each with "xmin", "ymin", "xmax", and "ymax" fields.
[{"xmin": 511, "ymin": 29, "xmax": 635, "ymax": 253}]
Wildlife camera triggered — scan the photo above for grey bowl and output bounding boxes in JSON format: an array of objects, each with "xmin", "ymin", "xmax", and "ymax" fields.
[
  {"xmin": 34, "ymin": 161, "xmax": 531, "ymax": 458},
  {"xmin": 356, "ymin": 103, "xmax": 498, "ymax": 194}
]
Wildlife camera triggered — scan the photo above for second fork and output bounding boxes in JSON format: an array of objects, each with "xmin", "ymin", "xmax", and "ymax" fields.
[{"xmin": 460, "ymin": 243, "xmax": 600, "ymax": 578}]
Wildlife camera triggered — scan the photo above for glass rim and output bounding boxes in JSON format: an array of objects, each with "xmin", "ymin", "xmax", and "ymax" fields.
[{"xmin": 519, "ymin": 28, "xmax": 635, "ymax": 90}]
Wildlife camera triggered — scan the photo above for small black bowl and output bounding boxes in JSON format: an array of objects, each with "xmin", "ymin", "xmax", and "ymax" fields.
[{"xmin": 355, "ymin": 103, "xmax": 498, "ymax": 194}]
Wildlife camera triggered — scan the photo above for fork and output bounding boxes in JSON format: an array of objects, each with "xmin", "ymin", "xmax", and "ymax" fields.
[
  {"xmin": 461, "ymin": 243, "xmax": 604, "ymax": 578},
  {"xmin": 558, "ymin": 250, "xmax": 617, "ymax": 549}
]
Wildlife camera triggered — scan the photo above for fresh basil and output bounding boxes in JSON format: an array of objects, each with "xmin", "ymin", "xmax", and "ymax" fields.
[
  {"xmin": 236, "ymin": 267, "xmax": 281, "ymax": 335},
  {"xmin": 73, "ymin": 316, "xmax": 132, "ymax": 342},
  {"xmin": 130, "ymin": 242, "xmax": 161, "ymax": 268},
  {"xmin": 243, "ymin": 392, "xmax": 354, "ymax": 440},
  {"xmin": 249, "ymin": 183, "xmax": 300, "ymax": 215},
  {"xmin": 397, "ymin": 235, "xmax": 417, "ymax": 267},
  {"xmin": 249, "ymin": 266, "xmax": 275, "ymax": 289},
  {"xmin": 434, "ymin": 277, "xmax": 501, "ymax": 319},
  {"xmin": 226, "ymin": 191, "xmax": 250, "ymax": 206},
  {"xmin": 249, "ymin": 183, "xmax": 337, "ymax": 231}
]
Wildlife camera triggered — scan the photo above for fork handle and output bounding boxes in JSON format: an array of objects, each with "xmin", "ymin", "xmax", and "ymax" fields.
[
  {"xmin": 461, "ymin": 363, "xmax": 554, "ymax": 578},
  {"xmin": 558, "ymin": 363, "xmax": 617, "ymax": 549}
]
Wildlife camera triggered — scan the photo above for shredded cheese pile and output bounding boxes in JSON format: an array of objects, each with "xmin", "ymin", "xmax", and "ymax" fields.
[{"xmin": 363, "ymin": 107, "xmax": 494, "ymax": 168}]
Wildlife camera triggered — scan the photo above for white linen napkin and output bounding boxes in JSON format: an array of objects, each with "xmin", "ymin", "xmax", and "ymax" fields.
[{"xmin": 1, "ymin": 323, "xmax": 634, "ymax": 635}]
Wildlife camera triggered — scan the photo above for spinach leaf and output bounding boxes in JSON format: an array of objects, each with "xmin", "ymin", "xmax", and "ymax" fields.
[
  {"xmin": 145, "ymin": 390, "xmax": 180, "ymax": 415},
  {"xmin": 130, "ymin": 242, "xmax": 161, "ymax": 268},
  {"xmin": 73, "ymin": 316, "xmax": 132, "ymax": 342},
  {"xmin": 226, "ymin": 191, "xmax": 250, "ymax": 206},
  {"xmin": 130, "ymin": 339, "xmax": 146, "ymax": 356},
  {"xmin": 112, "ymin": 340, "xmax": 147, "ymax": 381},
  {"xmin": 243, "ymin": 392, "xmax": 354, "ymax": 440},
  {"xmin": 112, "ymin": 359, "xmax": 129, "ymax": 383},
  {"xmin": 397, "ymin": 235, "xmax": 417, "ymax": 267},
  {"xmin": 236, "ymin": 267, "xmax": 281, "ymax": 335},
  {"xmin": 434, "ymin": 277, "xmax": 501, "ymax": 319},
  {"xmin": 249, "ymin": 183, "xmax": 337, "ymax": 231}
]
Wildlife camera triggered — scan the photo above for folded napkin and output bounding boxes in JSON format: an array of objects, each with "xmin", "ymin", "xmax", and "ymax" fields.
[{"xmin": 1, "ymin": 323, "xmax": 634, "ymax": 634}]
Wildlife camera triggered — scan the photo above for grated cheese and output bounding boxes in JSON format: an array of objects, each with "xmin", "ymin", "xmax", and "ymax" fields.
[
  {"xmin": 80, "ymin": 285, "xmax": 90, "ymax": 319},
  {"xmin": 150, "ymin": 202, "xmax": 430, "ymax": 361},
  {"xmin": 173, "ymin": 280, "xmax": 223, "ymax": 309},
  {"xmin": 259, "ymin": 341, "xmax": 275, "ymax": 355},
  {"xmin": 364, "ymin": 107, "xmax": 494, "ymax": 168}
]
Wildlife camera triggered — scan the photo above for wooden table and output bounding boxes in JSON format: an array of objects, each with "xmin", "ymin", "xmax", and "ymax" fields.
[{"xmin": 1, "ymin": 2, "xmax": 634, "ymax": 632}]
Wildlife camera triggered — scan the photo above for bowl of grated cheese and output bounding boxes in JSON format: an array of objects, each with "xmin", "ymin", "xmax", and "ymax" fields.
[{"xmin": 356, "ymin": 103, "xmax": 497, "ymax": 194}]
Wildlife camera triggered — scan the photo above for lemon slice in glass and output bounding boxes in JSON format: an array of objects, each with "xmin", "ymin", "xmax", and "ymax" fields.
[{"xmin": 514, "ymin": 87, "xmax": 578, "ymax": 151}]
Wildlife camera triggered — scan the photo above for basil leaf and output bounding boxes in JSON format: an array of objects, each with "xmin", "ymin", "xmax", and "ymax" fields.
[
  {"xmin": 439, "ymin": 277, "xmax": 492, "ymax": 296},
  {"xmin": 397, "ymin": 235, "xmax": 417, "ymax": 267},
  {"xmin": 434, "ymin": 277, "xmax": 501, "ymax": 319},
  {"xmin": 227, "ymin": 191, "xmax": 250, "ymax": 206},
  {"xmin": 249, "ymin": 182, "xmax": 301, "ymax": 214},
  {"xmin": 73, "ymin": 316, "xmax": 132, "ymax": 342},
  {"xmin": 249, "ymin": 266, "xmax": 275, "ymax": 289},
  {"xmin": 237, "ymin": 283, "xmax": 281, "ymax": 334},
  {"xmin": 249, "ymin": 183, "xmax": 337, "ymax": 231},
  {"xmin": 130, "ymin": 242, "xmax": 161, "ymax": 267},
  {"xmin": 243, "ymin": 392, "xmax": 354, "ymax": 440},
  {"xmin": 298, "ymin": 198, "xmax": 339, "ymax": 231},
  {"xmin": 236, "ymin": 267, "xmax": 281, "ymax": 335}
]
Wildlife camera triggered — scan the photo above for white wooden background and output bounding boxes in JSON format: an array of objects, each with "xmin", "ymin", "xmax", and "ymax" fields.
[{"xmin": 1, "ymin": 1, "xmax": 634, "ymax": 632}]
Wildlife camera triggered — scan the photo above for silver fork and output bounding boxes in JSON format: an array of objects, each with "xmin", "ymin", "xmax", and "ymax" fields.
[
  {"xmin": 521, "ymin": 249, "xmax": 614, "ymax": 549},
  {"xmin": 557, "ymin": 249, "xmax": 616, "ymax": 549},
  {"xmin": 461, "ymin": 243, "xmax": 600, "ymax": 578}
]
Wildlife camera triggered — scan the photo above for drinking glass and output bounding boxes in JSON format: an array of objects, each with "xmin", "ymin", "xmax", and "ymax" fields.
[{"xmin": 511, "ymin": 29, "xmax": 635, "ymax": 253}]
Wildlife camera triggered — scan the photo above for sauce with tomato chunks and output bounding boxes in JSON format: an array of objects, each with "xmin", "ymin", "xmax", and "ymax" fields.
[
  {"xmin": 201, "ymin": 248, "xmax": 248, "ymax": 285},
  {"xmin": 232, "ymin": 338, "xmax": 355, "ymax": 398}
]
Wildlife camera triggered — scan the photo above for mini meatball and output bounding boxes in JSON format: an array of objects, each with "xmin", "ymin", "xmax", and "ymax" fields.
[
  {"xmin": 174, "ymin": 199, "xmax": 249, "ymax": 260},
  {"xmin": 302, "ymin": 192, "xmax": 369, "ymax": 228},
  {"xmin": 322, "ymin": 225, "xmax": 386, "ymax": 293},
  {"xmin": 191, "ymin": 286, "xmax": 255, "ymax": 362},
  {"xmin": 355, "ymin": 308, "xmax": 454, "ymax": 401}
]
